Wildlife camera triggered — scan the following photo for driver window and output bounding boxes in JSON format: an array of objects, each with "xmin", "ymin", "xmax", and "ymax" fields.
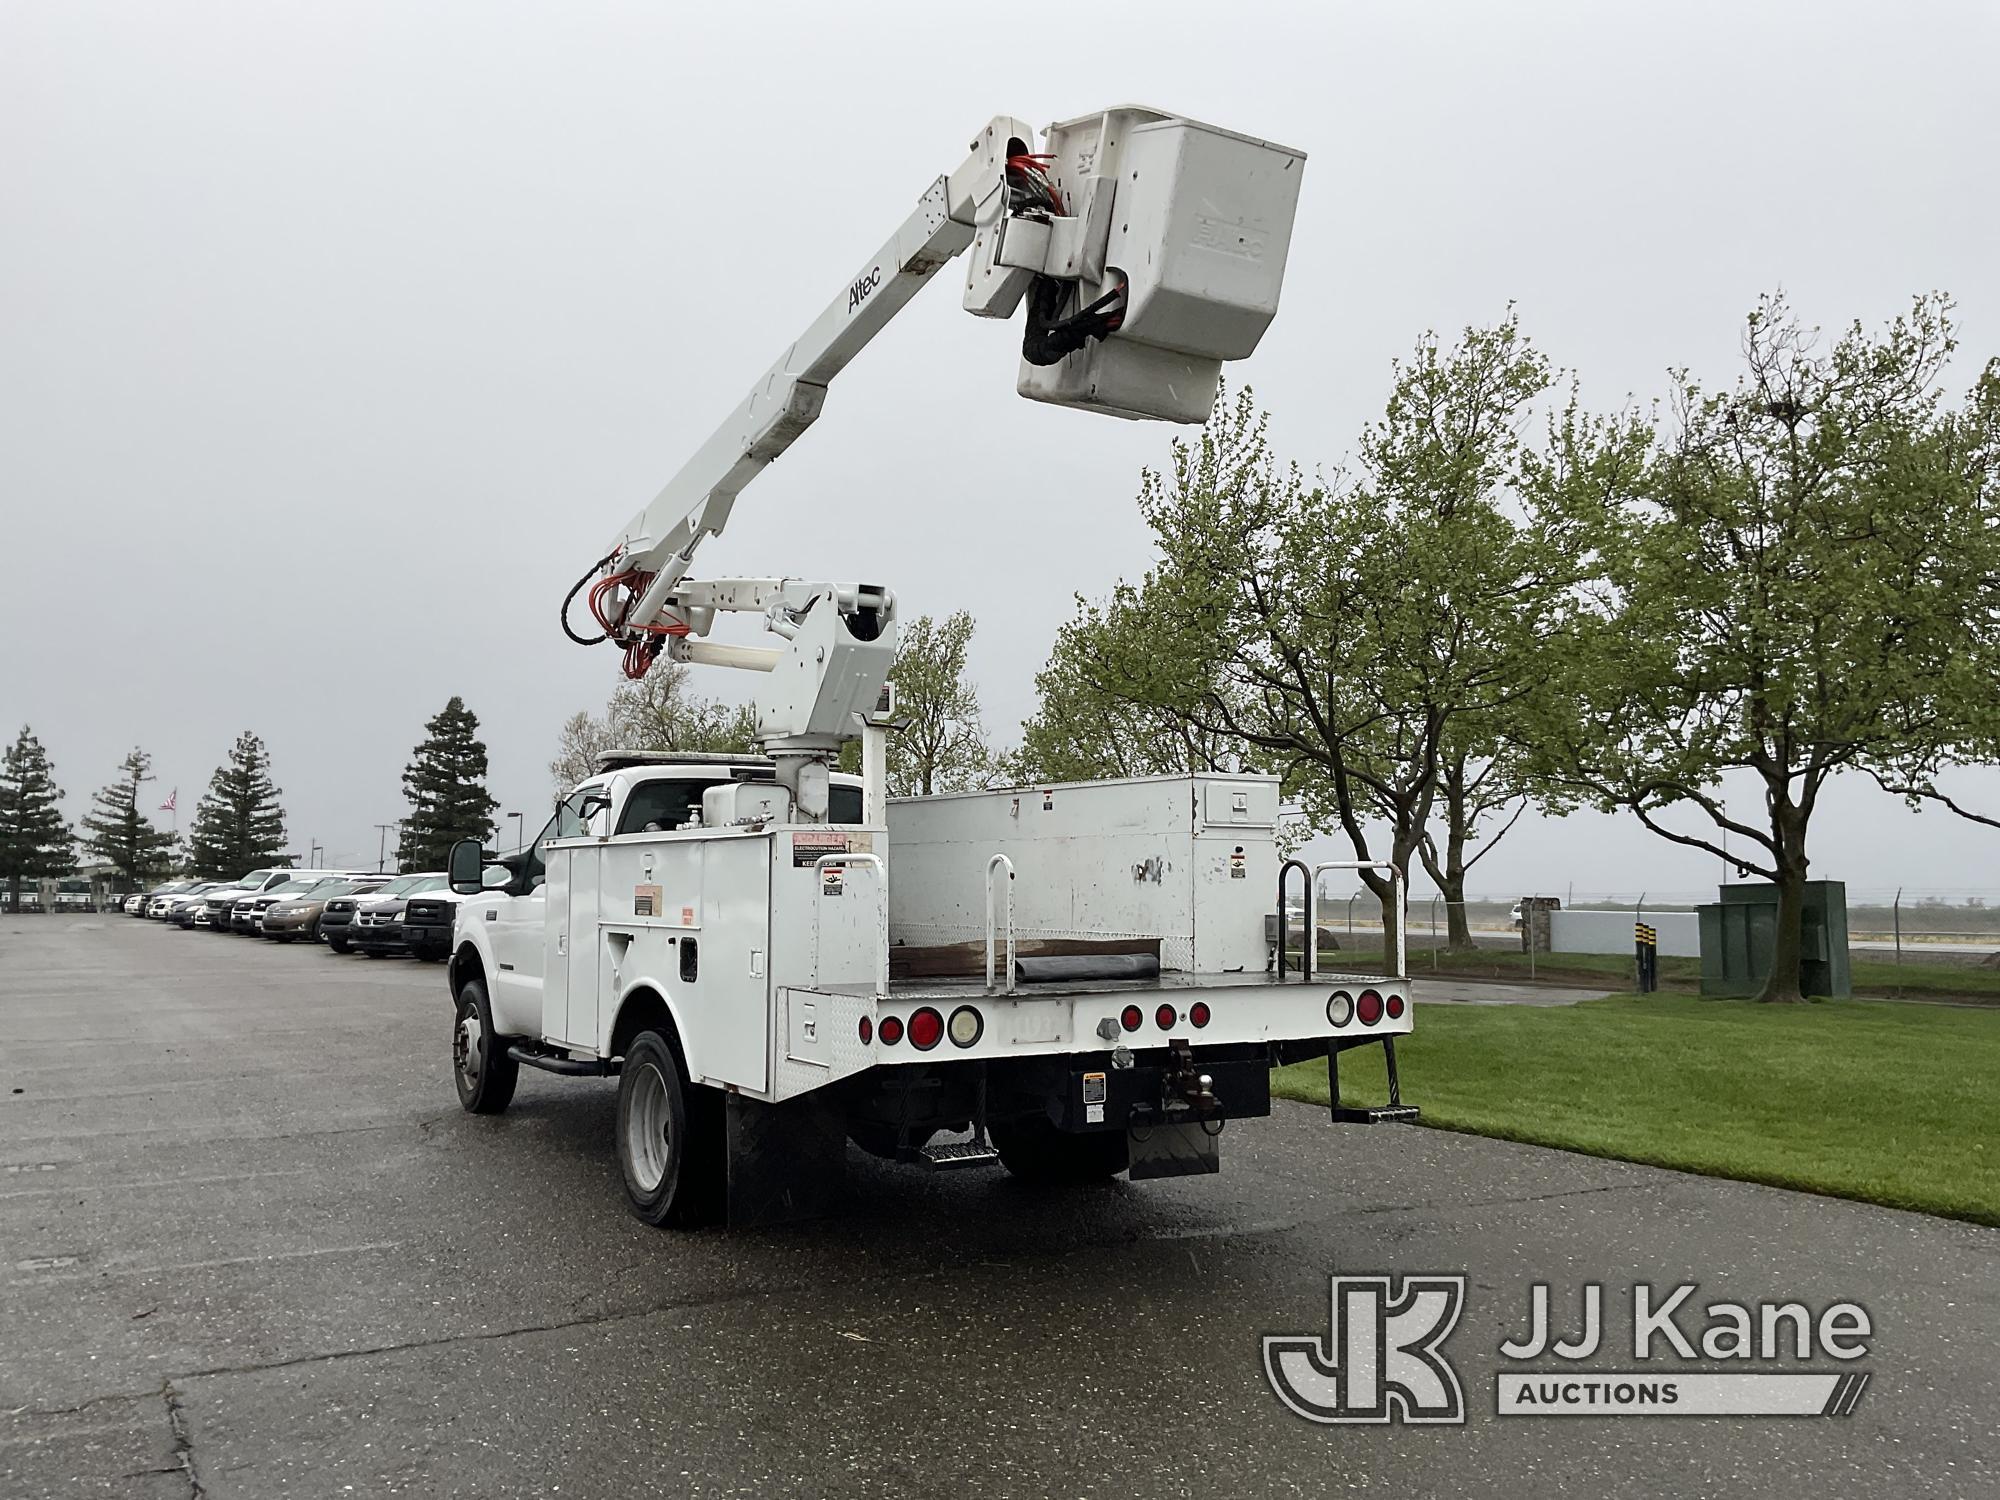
[{"xmin": 523, "ymin": 793, "xmax": 592, "ymax": 889}]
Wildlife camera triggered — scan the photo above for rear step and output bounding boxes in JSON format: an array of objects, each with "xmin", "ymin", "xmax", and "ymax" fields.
[
  {"xmin": 917, "ymin": 1140, "xmax": 1000, "ymax": 1171},
  {"xmin": 1328, "ymin": 1036, "xmax": 1418, "ymax": 1125},
  {"xmin": 1332, "ymin": 1103, "xmax": 1421, "ymax": 1125}
]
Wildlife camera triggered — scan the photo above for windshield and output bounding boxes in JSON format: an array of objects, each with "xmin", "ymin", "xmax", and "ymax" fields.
[
  {"xmin": 266, "ymin": 880, "xmax": 316, "ymax": 896},
  {"xmin": 238, "ymin": 869, "xmax": 275, "ymax": 888}
]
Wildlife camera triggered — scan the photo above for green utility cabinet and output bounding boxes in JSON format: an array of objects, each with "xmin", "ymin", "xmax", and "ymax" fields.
[{"xmin": 1697, "ymin": 880, "xmax": 1850, "ymax": 998}]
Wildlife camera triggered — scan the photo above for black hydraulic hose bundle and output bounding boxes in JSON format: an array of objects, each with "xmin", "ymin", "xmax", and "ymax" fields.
[{"xmin": 561, "ymin": 550, "xmax": 621, "ymax": 647}]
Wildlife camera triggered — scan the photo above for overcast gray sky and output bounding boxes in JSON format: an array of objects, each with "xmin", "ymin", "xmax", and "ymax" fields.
[{"xmin": 5, "ymin": 1, "xmax": 1997, "ymax": 900}]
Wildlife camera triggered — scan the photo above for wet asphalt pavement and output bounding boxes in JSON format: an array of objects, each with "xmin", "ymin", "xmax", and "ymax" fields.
[{"xmin": 2, "ymin": 917, "xmax": 1995, "ymax": 1498}]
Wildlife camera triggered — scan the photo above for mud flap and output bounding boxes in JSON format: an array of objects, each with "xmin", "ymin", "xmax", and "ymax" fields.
[
  {"xmin": 725, "ymin": 1091, "xmax": 848, "ymax": 1229},
  {"xmin": 1126, "ymin": 1120, "xmax": 1221, "ymax": 1181}
]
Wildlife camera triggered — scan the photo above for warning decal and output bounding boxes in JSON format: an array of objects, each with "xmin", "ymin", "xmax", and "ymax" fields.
[{"xmin": 792, "ymin": 829, "xmax": 849, "ymax": 868}]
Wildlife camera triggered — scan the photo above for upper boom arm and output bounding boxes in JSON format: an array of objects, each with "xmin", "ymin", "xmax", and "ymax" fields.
[
  {"xmin": 581, "ymin": 105, "xmax": 1305, "ymax": 661},
  {"xmin": 610, "ymin": 118, "xmax": 1032, "ymax": 633}
]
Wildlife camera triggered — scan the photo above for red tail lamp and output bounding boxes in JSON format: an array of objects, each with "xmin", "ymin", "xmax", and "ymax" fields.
[
  {"xmin": 1189, "ymin": 1001, "xmax": 1211, "ymax": 1029},
  {"xmin": 858, "ymin": 1016, "xmax": 874, "ymax": 1044},
  {"xmin": 1120, "ymin": 1004, "xmax": 1143, "ymax": 1033},
  {"xmin": 1155, "ymin": 1003, "xmax": 1178, "ymax": 1031},
  {"xmin": 1386, "ymin": 994, "xmax": 1406, "ymax": 1020},
  {"xmin": 1357, "ymin": 989, "xmax": 1385, "ymax": 1026},
  {"xmin": 878, "ymin": 1015, "xmax": 905, "ymax": 1046},
  {"xmin": 907, "ymin": 1006, "xmax": 945, "ymax": 1051}
]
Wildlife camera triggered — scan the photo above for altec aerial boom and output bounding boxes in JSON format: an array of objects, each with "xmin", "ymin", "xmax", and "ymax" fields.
[{"xmin": 569, "ymin": 106, "xmax": 1306, "ymax": 818}]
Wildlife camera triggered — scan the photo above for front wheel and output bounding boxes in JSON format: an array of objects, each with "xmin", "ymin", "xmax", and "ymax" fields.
[
  {"xmin": 453, "ymin": 979, "xmax": 518, "ymax": 1114},
  {"xmin": 617, "ymin": 1031, "xmax": 721, "ymax": 1227},
  {"xmin": 327, "ymin": 936, "xmax": 350, "ymax": 954}
]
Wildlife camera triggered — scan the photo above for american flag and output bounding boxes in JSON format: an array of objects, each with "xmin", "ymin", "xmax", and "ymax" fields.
[{"xmin": 159, "ymin": 788, "xmax": 176, "ymax": 813}]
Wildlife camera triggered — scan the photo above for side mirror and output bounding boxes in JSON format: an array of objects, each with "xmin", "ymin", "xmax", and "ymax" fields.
[
  {"xmin": 481, "ymin": 864, "xmax": 512, "ymax": 891},
  {"xmin": 448, "ymin": 838, "xmax": 486, "ymax": 896}
]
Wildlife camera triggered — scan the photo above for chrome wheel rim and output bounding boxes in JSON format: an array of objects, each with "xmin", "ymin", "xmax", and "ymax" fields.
[
  {"xmin": 626, "ymin": 1062, "xmax": 671, "ymax": 1194},
  {"xmin": 454, "ymin": 1008, "xmax": 481, "ymax": 1088}
]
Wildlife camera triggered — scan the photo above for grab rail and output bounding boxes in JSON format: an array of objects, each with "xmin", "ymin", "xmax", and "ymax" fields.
[
  {"xmin": 985, "ymin": 853, "xmax": 1016, "ymax": 995},
  {"xmin": 812, "ymin": 853, "xmax": 887, "ymax": 995},
  {"xmin": 1308, "ymin": 861, "xmax": 1406, "ymax": 980},
  {"xmin": 1277, "ymin": 858, "xmax": 1310, "ymax": 980}
]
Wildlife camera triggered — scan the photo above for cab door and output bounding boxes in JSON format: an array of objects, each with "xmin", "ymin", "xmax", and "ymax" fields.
[{"xmin": 490, "ymin": 794, "xmax": 588, "ymax": 1040}]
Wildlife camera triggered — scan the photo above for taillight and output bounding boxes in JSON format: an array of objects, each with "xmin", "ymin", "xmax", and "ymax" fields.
[
  {"xmin": 908, "ymin": 1007, "xmax": 944, "ymax": 1051},
  {"xmin": 1326, "ymin": 991, "xmax": 1354, "ymax": 1027},
  {"xmin": 1189, "ymin": 1001, "xmax": 1211, "ymax": 1029},
  {"xmin": 858, "ymin": 1016, "xmax": 873, "ymax": 1044},
  {"xmin": 878, "ymin": 1015, "xmax": 905, "ymax": 1046},
  {"xmin": 1155, "ymin": 1003, "xmax": 1177, "ymax": 1031},
  {"xmin": 1357, "ymin": 989, "xmax": 1384, "ymax": 1026},
  {"xmin": 1120, "ymin": 1004, "xmax": 1143, "ymax": 1033},
  {"xmin": 1386, "ymin": 993, "xmax": 1406, "ymax": 1020},
  {"xmin": 947, "ymin": 1006, "xmax": 983, "ymax": 1047}
]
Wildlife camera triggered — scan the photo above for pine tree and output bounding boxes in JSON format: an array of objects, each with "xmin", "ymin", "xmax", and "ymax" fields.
[
  {"xmin": 79, "ymin": 748, "xmax": 177, "ymax": 890},
  {"xmin": 184, "ymin": 732, "xmax": 289, "ymax": 879},
  {"xmin": 399, "ymin": 696, "xmax": 497, "ymax": 872},
  {"xmin": 0, "ymin": 726, "xmax": 75, "ymax": 911}
]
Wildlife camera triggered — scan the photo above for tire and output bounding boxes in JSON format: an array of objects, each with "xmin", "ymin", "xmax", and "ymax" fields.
[
  {"xmin": 616, "ymin": 1030, "xmax": 721, "ymax": 1228},
  {"xmin": 452, "ymin": 978, "xmax": 518, "ymax": 1114},
  {"xmin": 327, "ymin": 936, "xmax": 349, "ymax": 954},
  {"xmin": 990, "ymin": 1118, "xmax": 1130, "ymax": 1184}
]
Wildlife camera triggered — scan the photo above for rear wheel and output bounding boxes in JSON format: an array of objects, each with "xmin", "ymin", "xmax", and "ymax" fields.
[
  {"xmin": 452, "ymin": 978, "xmax": 517, "ymax": 1114},
  {"xmin": 617, "ymin": 1030, "xmax": 721, "ymax": 1227},
  {"xmin": 990, "ymin": 1119, "xmax": 1129, "ymax": 1183}
]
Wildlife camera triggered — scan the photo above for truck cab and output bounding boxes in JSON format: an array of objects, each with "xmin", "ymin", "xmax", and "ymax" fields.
[{"xmin": 453, "ymin": 753, "xmax": 867, "ymax": 1051}]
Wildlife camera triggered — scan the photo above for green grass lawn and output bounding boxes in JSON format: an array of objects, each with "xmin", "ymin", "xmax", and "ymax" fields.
[
  {"xmin": 1315, "ymin": 944, "xmax": 2000, "ymax": 1003},
  {"xmin": 1272, "ymin": 994, "xmax": 2000, "ymax": 1226}
]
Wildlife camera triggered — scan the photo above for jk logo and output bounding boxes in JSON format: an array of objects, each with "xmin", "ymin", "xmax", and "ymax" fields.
[{"xmin": 1263, "ymin": 1275, "xmax": 1467, "ymax": 1425}]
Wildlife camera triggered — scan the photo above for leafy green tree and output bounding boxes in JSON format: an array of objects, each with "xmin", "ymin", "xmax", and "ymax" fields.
[
  {"xmin": 185, "ymin": 732, "xmax": 289, "ymax": 879},
  {"xmin": 1037, "ymin": 336, "xmax": 1566, "ymax": 956},
  {"xmin": 549, "ymin": 662, "xmax": 758, "ymax": 792},
  {"xmin": 399, "ymin": 697, "xmax": 498, "ymax": 871},
  {"xmin": 885, "ymin": 611, "xmax": 990, "ymax": 797},
  {"xmin": 1533, "ymin": 293, "xmax": 1998, "ymax": 1001},
  {"xmin": 81, "ymin": 747, "xmax": 177, "ymax": 888},
  {"xmin": 0, "ymin": 726, "xmax": 74, "ymax": 910}
]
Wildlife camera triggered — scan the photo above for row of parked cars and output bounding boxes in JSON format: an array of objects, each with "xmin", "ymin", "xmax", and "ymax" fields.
[{"xmin": 122, "ymin": 867, "xmax": 465, "ymax": 960}]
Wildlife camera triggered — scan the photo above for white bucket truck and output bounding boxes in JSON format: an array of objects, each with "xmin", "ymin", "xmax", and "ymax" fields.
[{"xmin": 446, "ymin": 107, "xmax": 1417, "ymax": 1227}]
